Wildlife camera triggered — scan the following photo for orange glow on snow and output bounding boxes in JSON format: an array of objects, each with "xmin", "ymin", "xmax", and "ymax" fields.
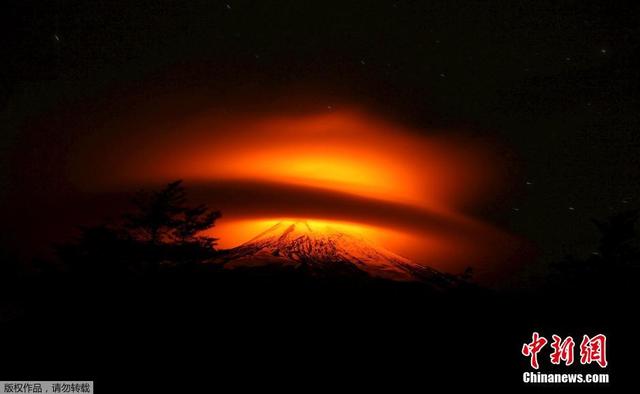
[
  {"xmin": 71, "ymin": 108, "xmax": 515, "ymax": 276},
  {"xmin": 210, "ymin": 214, "xmax": 509, "ymax": 275},
  {"xmin": 214, "ymin": 218, "xmax": 404, "ymax": 249}
]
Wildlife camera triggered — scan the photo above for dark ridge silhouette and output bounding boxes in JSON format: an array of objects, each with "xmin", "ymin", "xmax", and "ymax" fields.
[
  {"xmin": 547, "ymin": 209, "xmax": 640, "ymax": 295},
  {"xmin": 1, "ymin": 183, "xmax": 637, "ymax": 391},
  {"xmin": 52, "ymin": 180, "xmax": 474, "ymax": 291},
  {"xmin": 57, "ymin": 180, "xmax": 222, "ymax": 276}
]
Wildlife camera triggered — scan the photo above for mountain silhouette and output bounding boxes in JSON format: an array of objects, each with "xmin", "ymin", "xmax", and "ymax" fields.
[{"xmin": 213, "ymin": 220, "xmax": 456, "ymax": 284}]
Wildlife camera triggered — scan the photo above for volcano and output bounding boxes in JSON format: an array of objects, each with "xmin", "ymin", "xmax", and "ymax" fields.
[{"xmin": 215, "ymin": 220, "xmax": 455, "ymax": 283}]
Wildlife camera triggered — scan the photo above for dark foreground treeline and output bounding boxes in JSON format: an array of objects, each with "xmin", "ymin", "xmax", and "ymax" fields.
[
  {"xmin": 0, "ymin": 181, "xmax": 638, "ymax": 391},
  {"xmin": 0, "ymin": 257, "xmax": 636, "ymax": 391},
  {"xmin": 6, "ymin": 180, "xmax": 639, "ymax": 291}
]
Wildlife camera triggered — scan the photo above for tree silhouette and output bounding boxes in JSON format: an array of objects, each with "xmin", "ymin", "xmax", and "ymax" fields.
[
  {"xmin": 174, "ymin": 205, "xmax": 222, "ymax": 247},
  {"xmin": 124, "ymin": 180, "xmax": 187, "ymax": 244},
  {"xmin": 58, "ymin": 180, "xmax": 222, "ymax": 275},
  {"xmin": 551, "ymin": 209, "xmax": 640, "ymax": 293},
  {"xmin": 124, "ymin": 180, "xmax": 221, "ymax": 247}
]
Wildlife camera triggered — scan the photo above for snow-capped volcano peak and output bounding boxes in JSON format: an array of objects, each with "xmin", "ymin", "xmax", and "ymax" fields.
[
  {"xmin": 247, "ymin": 220, "xmax": 369, "ymax": 246},
  {"xmin": 247, "ymin": 220, "xmax": 336, "ymax": 242},
  {"xmin": 219, "ymin": 220, "xmax": 447, "ymax": 282}
]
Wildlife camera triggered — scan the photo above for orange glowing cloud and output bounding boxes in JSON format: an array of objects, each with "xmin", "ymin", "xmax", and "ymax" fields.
[
  {"xmin": 75, "ymin": 111, "xmax": 498, "ymax": 207},
  {"xmin": 70, "ymin": 109, "xmax": 518, "ymax": 279}
]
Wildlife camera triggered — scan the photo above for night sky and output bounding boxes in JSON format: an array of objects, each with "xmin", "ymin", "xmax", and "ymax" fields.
[{"xmin": 2, "ymin": 1, "xmax": 640, "ymax": 283}]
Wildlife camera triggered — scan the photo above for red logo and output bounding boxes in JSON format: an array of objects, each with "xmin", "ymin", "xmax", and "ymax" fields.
[
  {"xmin": 550, "ymin": 335, "xmax": 575, "ymax": 366},
  {"xmin": 522, "ymin": 332, "xmax": 548, "ymax": 369},
  {"xmin": 580, "ymin": 334, "xmax": 608, "ymax": 368},
  {"xmin": 522, "ymin": 333, "xmax": 607, "ymax": 369}
]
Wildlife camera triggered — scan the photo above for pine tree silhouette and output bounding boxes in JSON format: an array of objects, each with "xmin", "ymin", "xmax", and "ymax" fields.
[
  {"xmin": 124, "ymin": 180, "xmax": 221, "ymax": 247},
  {"xmin": 58, "ymin": 180, "xmax": 221, "ymax": 275}
]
